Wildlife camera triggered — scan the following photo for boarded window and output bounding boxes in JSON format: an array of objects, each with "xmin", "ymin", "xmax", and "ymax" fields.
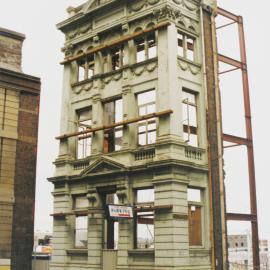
[
  {"xmin": 182, "ymin": 90, "xmax": 198, "ymax": 147},
  {"xmin": 103, "ymin": 99, "xmax": 123, "ymax": 153},
  {"xmin": 137, "ymin": 90, "xmax": 156, "ymax": 146},
  {"xmin": 188, "ymin": 188, "xmax": 202, "ymax": 246},
  {"xmin": 77, "ymin": 107, "xmax": 92, "ymax": 159}
]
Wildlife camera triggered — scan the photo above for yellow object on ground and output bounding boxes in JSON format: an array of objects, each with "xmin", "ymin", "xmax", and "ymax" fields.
[{"xmin": 0, "ymin": 266, "xmax": 10, "ymax": 270}]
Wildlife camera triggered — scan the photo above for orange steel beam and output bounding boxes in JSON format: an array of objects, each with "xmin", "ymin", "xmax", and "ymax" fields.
[
  {"xmin": 226, "ymin": 213, "xmax": 257, "ymax": 222},
  {"xmin": 223, "ymin": 134, "xmax": 251, "ymax": 146},
  {"xmin": 217, "ymin": 8, "xmax": 260, "ymax": 269},
  {"xmin": 218, "ymin": 54, "xmax": 245, "ymax": 69}
]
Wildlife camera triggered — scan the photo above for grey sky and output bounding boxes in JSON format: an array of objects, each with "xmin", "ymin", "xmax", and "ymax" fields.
[{"xmin": 0, "ymin": 0, "xmax": 269, "ymax": 240}]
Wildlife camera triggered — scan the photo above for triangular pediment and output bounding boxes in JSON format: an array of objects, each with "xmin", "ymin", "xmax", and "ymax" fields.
[
  {"xmin": 83, "ymin": 0, "xmax": 100, "ymax": 13},
  {"xmin": 81, "ymin": 156, "xmax": 128, "ymax": 176}
]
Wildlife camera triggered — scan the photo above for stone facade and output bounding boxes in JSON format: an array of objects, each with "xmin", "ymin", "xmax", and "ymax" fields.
[
  {"xmin": 0, "ymin": 27, "xmax": 40, "ymax": 270},
  {"xmin": 50, "ymin": 0, "xmax": 219, "ymax": 269}
]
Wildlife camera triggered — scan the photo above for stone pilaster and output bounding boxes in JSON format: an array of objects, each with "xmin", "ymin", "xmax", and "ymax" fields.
[{"xmin": 154, "ymin": 177, "xmax": 190, "ymax": 268}]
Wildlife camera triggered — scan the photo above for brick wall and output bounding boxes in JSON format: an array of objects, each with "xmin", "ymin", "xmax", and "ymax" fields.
[{"xmin": 11, "ymin": 92, "xmax": 39, "ymax": 270}]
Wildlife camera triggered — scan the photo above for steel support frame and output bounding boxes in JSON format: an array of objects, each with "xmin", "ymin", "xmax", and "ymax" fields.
[{"xmin": 217, "ymin": 7, "xmax": 260, "ymax": 269}]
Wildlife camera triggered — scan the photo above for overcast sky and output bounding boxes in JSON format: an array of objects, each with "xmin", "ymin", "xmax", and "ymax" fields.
[{"xmin": 0, "ymin": 0, "xmax": 269, "ymax": 241}]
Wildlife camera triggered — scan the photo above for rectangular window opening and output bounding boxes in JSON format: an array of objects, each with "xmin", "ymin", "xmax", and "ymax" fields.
[
  {"xmin": 74, "ymin": 195, "xmax": 88, "ymax": 249},
  {"xmin": 135, "ymin": 188, "xmax": 154, "ymax": 249},
  {"xmin": 182, "ymin": 90, "xmax": 198, "ymax": 147},
  {"xmin": 77, "ymin": 107, "xmax": 92, "ymax": 159},
  {"xmin": 147, "ymin": 33, "xmax": 157, "ymax": 59},
  {"xmin": 103, "ymin": 99, "xmax": 123, "ymax": 153},
  {"xmin": 78, "ymin": 59, "xmax": 86, "ymax": 81},
  {"xmin": 135, "ymin": 36, "xmax": 146, "ymax": 63},
  {"xmin": 177, "ymin": 31, "xmax": 196, "ymax": 62},
  {"xmin": 137, "ymin": 90, "xmax": 156, "ymax": 146},
  {"xmin": 187, "ymin": 37, "xmax": 195, "ymax": 61},
  {"xmin": 87, "ymin": 55, "xmax": 95, "ymax": 78},
  {"xmin": 111, "ymin": 46, "xmax": 123, "ymax": 71}
]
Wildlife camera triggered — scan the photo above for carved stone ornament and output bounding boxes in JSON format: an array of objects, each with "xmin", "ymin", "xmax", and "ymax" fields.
[
  {"xmin": 153, "ymin": 4, "xmax": 181, "ymax": 21},
  {"xmin": 172, "ymin": 0, "xmax": 199, "ymax": 12},
  {"xmin": 87, "ymin": 192, "xmax": 98, "ymax": 205},
  {"xmin": 62, "ymin": 44, "xmax": 75, "ymax": 57},
  {"xmin": 66, "ymin": 23, "xmax": 92, "ymax": 41},
  {"xmin": 132, "ymin": 61, "xmax": 158, "ymax": 76},
  {"xmin": 178, "ymin": 59, "xmax": 201, "ymax": 75},
  {"xmin": 74, "ymin": 82, "xmax": 94, "ymax": 95},
  {"xmin": 129, "ymin": 0, "xmax": 160, "ymax": 13}
]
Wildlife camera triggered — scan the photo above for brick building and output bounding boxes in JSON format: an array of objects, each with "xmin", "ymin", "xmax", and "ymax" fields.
[{"xmin": 0, "ymin": 27, "xmax": 40, "ymax": 270}]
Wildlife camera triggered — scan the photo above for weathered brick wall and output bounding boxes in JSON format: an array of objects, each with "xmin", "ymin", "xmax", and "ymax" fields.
[
  {"xmin": 11, "ymin": 92, "xmax": 39, "ymax": 270},
  {"xmin": 0, "ymin": 88, "xmax": 19, "ymax": 259},
  {"xmin": 0, "ymin": 29, "xmax": 24, "ymax": 72}
]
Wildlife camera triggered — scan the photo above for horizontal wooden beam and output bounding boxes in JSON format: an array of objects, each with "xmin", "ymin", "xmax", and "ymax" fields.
[
  {"xmin": 134, "ymin": 204, "xmax": 173, "ymax": 212},
  {"xmin": 56, "ymin": 110, "xmax": 173, "ymax": 140},
  {"xmin": 61, "ymin": 21, "xmax": 171, "ymax": 65}
]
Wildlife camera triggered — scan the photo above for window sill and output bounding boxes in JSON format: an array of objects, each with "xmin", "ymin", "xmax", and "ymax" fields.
[
  {"xmin": 71, "ymin": 57, "xmax": 158, "ymax": 87},
  {"xmin": 66, "ymin": 249, "xmax": 88, "ymax": 255},
  {"xmin": 128, "ymin": 249, "xmax": 154, "ymax": 256},
  {"xmin": 177, "ymin": 56, "xmax": 201, "ymax": 68}
]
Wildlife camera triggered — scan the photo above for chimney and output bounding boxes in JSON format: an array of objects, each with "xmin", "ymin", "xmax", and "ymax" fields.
[{"xmin": 0, "ymin": 27, "xmax": 25, "ymax": 72}]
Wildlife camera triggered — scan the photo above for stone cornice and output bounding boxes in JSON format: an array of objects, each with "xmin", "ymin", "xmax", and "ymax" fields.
[{"xmin": 0, "ymin": 67, "xmax": 40, "ymax": 94}]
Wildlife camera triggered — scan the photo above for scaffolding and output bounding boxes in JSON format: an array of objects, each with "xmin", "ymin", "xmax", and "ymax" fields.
[{"xmin": 216, "ymin": 7, "xmax": 260, "ymax": 270}]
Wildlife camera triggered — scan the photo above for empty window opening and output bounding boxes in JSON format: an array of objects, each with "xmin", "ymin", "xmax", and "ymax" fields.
[
  {"xmin": 77, "ymin": 107, "xmax": 92, "ymax": 159},
  {"xmin": 74, "ymin": 196, "xmax": 88, "ymax": 248},
  {"xmin": 102, "ymin": 193, "xmax": 119, "ymax": 250},
  {"xmin": 186, "ymin": 37, "xmax": 195, "ymax": 61},
  {"xmin": 77, "ymin": 54, "xmax": 95, "ymax": 81},
  {"xmin": 182, "ymin": 89, "xmax": 198, "ymax": 147},
  {"xmin": 75, "ymin": 216, "xmax": 88, "ymax": 248},
  {"xmin": 87, "ymin": 54, "xmax": 95, "ymax": 78},
  {"xmin": 135, "ymin": 188, "xmax": 154, "ymax": 249},
  {"xmin": 188, "ymin": 188, "xmax": 202, "ymax": 246},
  {"xmin": 77, "ymin": 58, "xmax": 86, "ymax": 82},
  {"xmin": 135, "ymin": 33, "xmax": 157, "ymax": 63},
  {"xmin": 103, "ymin": 99, "xmax": 123, "ymax": 153},
  {"xmin": 147, "ymin": 33, "xmax": 157, "ymax": 59},
  {"xmin": 177, "ymin": 31, "xmax": 196, "ymax": 62},
  {"xmin": 111, "ymin": 46, "xmax": 124, "ymax": 71},
  {"xmin": 137, "ymin": 90, "xmax": 156, "ymax": 146},
  {"xmin": 135, "ymin": 36, "xmax": 146, "ymax": 63},
  {"xmin": 177, "ymin": 32, "xmax": 184, "ymax": 57}
]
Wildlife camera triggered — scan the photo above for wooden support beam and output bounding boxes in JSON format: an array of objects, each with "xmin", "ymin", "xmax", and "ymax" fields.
[
  {"xmin": 56, "ymin": 109, "xmax": 173, "ymax": 140},
  {"xmin": 61, "ymin": 21, "xmax": 171, "ymax": 65},
  {"xmin": 134, "ymin": 204, "xmax": 173, "ymax": 212}
]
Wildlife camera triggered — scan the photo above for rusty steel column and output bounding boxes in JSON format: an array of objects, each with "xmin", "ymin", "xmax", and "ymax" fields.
[
  {"xmin": 202, "ymin": 5, "xmax": 228, "ymax": 270},
  {"xmin": 216, "ymin": 7, "xmax": 260, "ymax": 270},
  {"xmin": 238, "ymin": 15, "xmax": 260, "ymax": 269}
]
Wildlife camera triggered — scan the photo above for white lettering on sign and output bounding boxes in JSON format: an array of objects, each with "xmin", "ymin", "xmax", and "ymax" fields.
[{"xmin": 108, "ymin": 205, "xmax": 133, "ymax": 219}]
